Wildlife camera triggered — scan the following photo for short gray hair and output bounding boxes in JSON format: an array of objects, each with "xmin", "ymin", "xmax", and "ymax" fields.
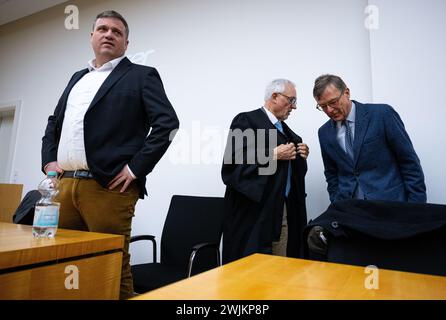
[
  {"xmin": 93, "ymin": 10, "xmax": 129, "ymax": 38},
  {"xmin": 313, "ymin": 74, "xmax": 347, "ymax": 99},
  {"xmin": 264, "ymin": 79, "xmax": 295, "ymax": 101}
]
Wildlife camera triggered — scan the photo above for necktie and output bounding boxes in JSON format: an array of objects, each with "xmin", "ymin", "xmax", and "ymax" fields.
[
  {"xmin": 275, "ymin": 121, "xmax": 284, "ymax": 134},
  {"xmin": 343, "ymin": 120, "xmax": 354, "ymax": 159},
  {"xmin": 343, "ymin": 120, "xmax": 364, "ymax": 199},
  {"xmin": 275, "ymin": 121, "xmax": 292, "ymax": 197}
]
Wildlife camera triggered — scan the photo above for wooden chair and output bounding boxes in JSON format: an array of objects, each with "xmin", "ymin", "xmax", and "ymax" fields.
[{"xmin": 0, "ymin": 184, "xmax": 23, "ymax": 223}]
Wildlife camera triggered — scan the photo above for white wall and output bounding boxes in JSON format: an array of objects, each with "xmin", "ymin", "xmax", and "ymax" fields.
[
  {"xmin": 0, "ymin": 0, "xmax": 443, "ymax": 264},
  {"xmin": 368, "ymin": 0, "xmax": 446, "ymax": 204}
]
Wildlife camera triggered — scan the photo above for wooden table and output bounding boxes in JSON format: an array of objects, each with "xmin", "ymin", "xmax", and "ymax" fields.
[
  {"xmin": 133, "ymin": 253, "xmax": 446, "ymax": 300},
  {"xmin": 0, "ymin": 222, "xmax": 124, "ymax": 299}
]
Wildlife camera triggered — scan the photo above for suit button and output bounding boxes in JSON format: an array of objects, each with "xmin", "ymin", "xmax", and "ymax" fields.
[
  {"xmin": 354, "ymin": 171, "xmax": 359, "ymax": 176},
  {"xmin": 331, "ymin": 221, "xmax": 339, "ymax": 228}
]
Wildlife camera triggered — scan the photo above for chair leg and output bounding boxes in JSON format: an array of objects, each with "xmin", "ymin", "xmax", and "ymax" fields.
[
  {"xmin": 187, "ymin": 248, "xmax": 221, "ymax": 277},
  {"xmin": 187, "ymin": 251, "xmax": 196, "ymax": 277},
  {"xmin": 217, "ymin": 250, "xmax": 221, "ymax": 266}
]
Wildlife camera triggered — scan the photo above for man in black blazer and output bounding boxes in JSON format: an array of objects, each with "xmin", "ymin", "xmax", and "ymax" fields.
[
  {"xmin": 41, "ymin": 11, "xmax": 179, "ymax": 299},
  {"xmin": 222, "ymin": 79, "xmax": 309, "ymax": 263}
]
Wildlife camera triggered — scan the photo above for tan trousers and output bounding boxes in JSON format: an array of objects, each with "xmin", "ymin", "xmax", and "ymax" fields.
[
  {"xmin": 272, "ymin": 205, "xmax": 288, "ymax": 257},
  {"xmin": 55, "ymin": 177, "xmax": 139, "ymax": 300}
]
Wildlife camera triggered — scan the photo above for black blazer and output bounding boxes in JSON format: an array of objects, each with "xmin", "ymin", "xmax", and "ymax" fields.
[{"xmin": 41, "ymin": 57, "xmax": 179, "ymax": 198}]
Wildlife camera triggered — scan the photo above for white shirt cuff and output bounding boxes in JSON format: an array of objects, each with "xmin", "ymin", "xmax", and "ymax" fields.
[{"xmin": 126, "ymin": 165, "xmax": 137, "ymax": 179}]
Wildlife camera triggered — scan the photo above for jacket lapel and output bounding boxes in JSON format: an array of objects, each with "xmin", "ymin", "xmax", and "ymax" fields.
[
  {"xmin": 282, "ymin": 121, "xmax": 300, "ymax": 143},
  {"xmin": 56, "ymin": 68, "xmax": 89, "ymax": 124},
  {"xmin": 68, "ymin": 69, "xmax": 90, "ymax": 92},
  {"xmin": 352, "ymin": 101, "xmax": 370, "ymax": 165},
  {"xmin": 327, "ymin": 120, "xmax": 352, "ymax": 164},
  {"xmin": 257, "ymin": 108, "xmax": 288, "ymax": 143},
  {"xmin": 87, "ymin": 57, "xmax": 132, "ymax": 112}
]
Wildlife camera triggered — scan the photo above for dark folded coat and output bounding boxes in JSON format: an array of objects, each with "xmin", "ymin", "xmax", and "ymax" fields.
[{"xmin": 305, "ymin": 199, "xmax": 446, "ymax": 276}]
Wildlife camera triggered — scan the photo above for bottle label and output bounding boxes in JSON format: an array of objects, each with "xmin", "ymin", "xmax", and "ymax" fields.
[{"xmin": 33, "ymin": 205, "xmax": 59, "ymax": 227}]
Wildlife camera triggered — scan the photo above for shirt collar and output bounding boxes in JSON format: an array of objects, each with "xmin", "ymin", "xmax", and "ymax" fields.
[
  {"xmin": 262, "ymin": 106, "xmax": 280, "ymax": 125},
  {"xmin": 347, "ymin": 101, "xmax": 356, "ymax": 122},
  {"xmin": 336, "ymin": 101, "xmax": 356, "ymax": 127},
  {"xmin": 88, "ymin": 55, "xmax": 126, "ymax": 72}
]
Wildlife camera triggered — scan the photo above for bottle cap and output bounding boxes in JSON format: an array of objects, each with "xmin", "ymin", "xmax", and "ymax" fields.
[{"xmin": 47, "ymin": 171, "xmax": 57, "ymax": 177}]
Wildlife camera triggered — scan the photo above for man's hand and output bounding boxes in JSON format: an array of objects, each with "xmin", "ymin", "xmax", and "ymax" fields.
[
  {"xmin": 297, "ymin": 143, "xmax": 309, "ymax": 159},
  {"xmin": 108, "ymin": 166, "xmax": 135, "ymax": 193},
  {"xmin": 274, "ymin": 143, "xmax": 297, "ymax": 160},
  {"xmin": 44, "ymin": 161, "xmax": 64, "ymax": 174}
]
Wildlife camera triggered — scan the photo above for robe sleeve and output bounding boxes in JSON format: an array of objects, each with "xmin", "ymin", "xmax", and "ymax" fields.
[{"xmin": 221, "ymin": 113, "xmax": 270, "ymax": 202}]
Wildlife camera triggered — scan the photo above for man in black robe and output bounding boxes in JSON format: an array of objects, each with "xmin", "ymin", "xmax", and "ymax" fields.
[{"xmin": 221, "ymin": 79, "xmax": 309, "ymax": 263}]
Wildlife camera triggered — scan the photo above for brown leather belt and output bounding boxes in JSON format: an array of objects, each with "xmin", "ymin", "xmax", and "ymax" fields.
[{"xmin": 61, "ymin": 170, "xmax": 94, "ymax": 179}]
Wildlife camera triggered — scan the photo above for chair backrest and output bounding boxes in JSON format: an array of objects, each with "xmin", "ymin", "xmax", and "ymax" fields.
[
  {"xmin": 0, "ymin": 183, "xmax": 23, "ymax": 223},
  {"xmin": 13, "ymin": 190, "xmax": 41, "ymax": 225},
  {"xmin": 160, "ymin": 195, "xmax": 225, "ymax": 272}
]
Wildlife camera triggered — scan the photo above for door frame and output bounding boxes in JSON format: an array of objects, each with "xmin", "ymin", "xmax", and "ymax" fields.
[{"xmin": 0, "ymin": 100, "xmax": 22, "ymax": 183}]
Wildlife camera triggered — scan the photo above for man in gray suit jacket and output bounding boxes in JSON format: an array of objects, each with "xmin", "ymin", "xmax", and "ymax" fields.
[{"xmin": 314, "ymin": 74, "xmax": 426, "ymax": 203}]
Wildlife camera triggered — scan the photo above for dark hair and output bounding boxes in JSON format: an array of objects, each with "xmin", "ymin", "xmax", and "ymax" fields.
[
  {"xmin": 93, "ymin": 10, "xmax": 129, "ymax": 38},
  {"xmin": 313, "ymin": 74, "xmax": 347, "ymax": 99}
]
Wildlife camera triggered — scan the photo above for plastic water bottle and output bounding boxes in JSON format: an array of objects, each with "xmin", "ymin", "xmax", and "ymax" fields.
[{"xmin": 32, "ymin": 171, "xmax": 60, "ymax": 238}]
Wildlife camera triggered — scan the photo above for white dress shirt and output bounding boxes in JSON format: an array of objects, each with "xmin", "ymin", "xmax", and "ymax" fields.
[
  {"xmin": 57, "ymin": 55, "xmax": 126, "ymax": 171},
  {"xmin": 262, "ymin": 106, "xmax": 280, "ymax": 126}
]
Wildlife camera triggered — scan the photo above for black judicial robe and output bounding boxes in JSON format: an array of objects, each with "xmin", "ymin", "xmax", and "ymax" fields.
[{"xmin": 221, "ymin": 108, "xmax": 307, "ymax": 264}]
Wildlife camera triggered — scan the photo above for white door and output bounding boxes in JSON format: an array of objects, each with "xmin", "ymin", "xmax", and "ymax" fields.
[{"xmin": 0, "ymin": 101, "xmax": 21, "ymax": 183}]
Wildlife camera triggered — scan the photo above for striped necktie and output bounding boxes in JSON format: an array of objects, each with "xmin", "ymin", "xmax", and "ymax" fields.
[
  {"xmin": 343, "ymin": 120, "xmax": 354, "ymax": 159},
  {"xmin": 275, "ymin": 121, "xmax": 292, "ymax": 197}
]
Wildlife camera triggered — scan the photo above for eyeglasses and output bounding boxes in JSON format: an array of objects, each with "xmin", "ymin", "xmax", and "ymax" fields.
[
  {"xmin": 277, "ymin": 93, "xmax": 297, "ymax": 106},
  {"xmin": 316, "ymin": 90, "xmax": 344, "ymax": 111}
]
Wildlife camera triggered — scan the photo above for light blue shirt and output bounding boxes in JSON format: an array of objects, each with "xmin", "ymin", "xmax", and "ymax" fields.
[
  {"xmin": 335, "ymin": 101, "xmax": 364, "ymax": 199},
  {"xmin": 262, "ymin": 106, "xmax": 291, "ymax": 197},
  {"xmin": 336, "ymin": 101, "xmax": 356, "ymax": 152}
]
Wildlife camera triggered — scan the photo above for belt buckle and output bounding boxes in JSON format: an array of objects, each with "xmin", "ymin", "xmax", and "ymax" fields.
[{"xmin": 73, "ymin": 170, "xmax": 86, "ymax": 179}]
